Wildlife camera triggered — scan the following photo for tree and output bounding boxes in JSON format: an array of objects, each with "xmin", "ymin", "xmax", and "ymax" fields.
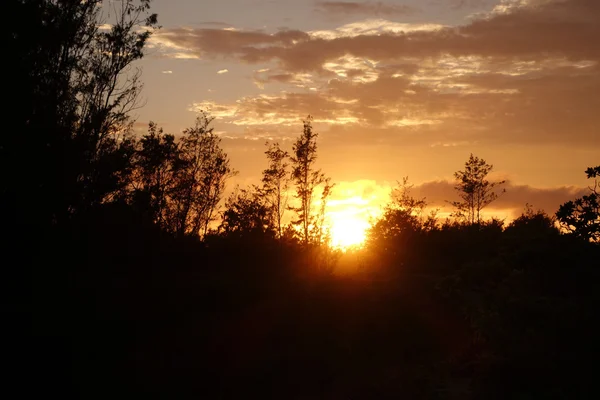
[
  {"xmin": 131, "ymin": 122, "xmax": 178, "ymax": 228},
  {"xmin": 169, "ymin": 113, "xmax": 235, "ymax": 238},
  {"xmin": 367, "ymin": 178, "xmax": 430, "ymax": 247},
  {"xmin": 313, "ymin": 178, "xmax": 335, "ymax": 245},
  {"xmin": 219, "ymin": 186, "xmax": 274, "ymax": 238},
  {"xmin": 132, "ymin": 114, "xmax": 234, "ymax": 238},
  {"xmin": 290, "ymin": 116, "xmax": 333, "ymax": 246},
  {"xmin": 556, "ymin": 166, "xmax": 600, "ymax": 242},
  {"xmin": 262, "ymin": 142, "xmax": 290, "ymax": 238},
  {"xmin": 505, "ymin": 204, "xmax": 559, "ymax": 241},
  {"xmin": 3, "ymin": 0, "xmax": 159, "ymax": 228},
  {"xmin": 451, "ymin": 154, "xmax": 505, "ymax": 225}
]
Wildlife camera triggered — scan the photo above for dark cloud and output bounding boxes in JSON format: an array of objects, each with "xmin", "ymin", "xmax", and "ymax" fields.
[
  {"xmin": 413, "ymin": 180, "xmax": 589, "ymax": 215},
  {"xmin": 197, "ymin": 21, "xmax": 232, "ymax": 27},
  {"xmin": 253, "ymin": 72, "xmax": 297, "ymax": 86},
  {"xmin": 315, "ymin": 1, "xmax": 417, "ymax": 17},
  {"xmin": 434, "ymin": 0, "xmax": 492, "ymax": 10}
]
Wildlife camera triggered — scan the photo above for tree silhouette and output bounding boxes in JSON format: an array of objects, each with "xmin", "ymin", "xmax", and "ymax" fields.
[
  {"xmin": 313, "ymin": 177, "xmax": 335, "ymax": 245},
  {"xmin": 451, "ymin": 154, "xmax": 505, "ymax": 225},
  {"xmin": 4, "ymin": 0, "xmax": 158, "ymax": 228},
  {"xmin": 169, "ymin": 113, "xmax": 234, "ymax": 238},
  {"xmin": 131, "ymin": 114, "xmax": 234, "ymax": 238},
  {"xmin": 220, "ymin": 186, "xmax": 274, "ymax": 238},
  {"xmin": 556, "ymin": 166, "xmax": 600, "ymax": 242},
  {"xmin": 290, "ymin": 116, "xmax": 333, "ymax": 246},
  {"xmin": 262, "ymin": 142, "xmax": 290, "ymax": 238},
  {"xmin": 367, "ymin": 178, "xmax": 431, "ymax": 256},
  {"xmin": 131, "ymin": 122, "xmax": 178, "ymax": 228}
]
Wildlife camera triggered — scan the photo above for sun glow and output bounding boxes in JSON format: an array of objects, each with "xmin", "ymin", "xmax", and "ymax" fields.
[{"xmin": 329, "ymin": 215, "xmax": 370, "ymax": 249}]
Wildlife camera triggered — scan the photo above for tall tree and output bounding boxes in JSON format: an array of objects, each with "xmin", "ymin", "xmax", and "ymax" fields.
[
  {"xmin": 290, "ymin": 116, "xmax": 333, "ymax": 245},
  {"xmin": 556, "ymin": 166, "xmax": 600, "ymax": 242},
  {"xmin": 3, "ymin": 0, "xmax": 158, "ymax": 228},
  {"xmin": 132, "ymin": 115, "xmax": 234, "ymax": 238},
  {"xmin": 132, "ymin": 122, "xmax": 178, "ymax": 228},
  {"xmin": 262, "ymin": 142, "xmax": 290, "ymax": 238},
  {"xmin": 169, "ymin": 113, "xmax": 235, "ymax": 238},
  {"xmin": 313, "ymin": 178, "xmax": 335, "ymax": 245},
  {"xmin": 451, "ymin": 154, "xmax": 505, "ymax": 225}
]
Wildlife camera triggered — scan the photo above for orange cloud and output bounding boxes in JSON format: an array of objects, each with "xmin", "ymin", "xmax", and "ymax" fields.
[
  {"xmin": 412, "ymin": 180, "xmax": 589, "ymax": 216},
  {"xmin": 166, "ymin": 0, "xmax": 598, "ymax": 153}
]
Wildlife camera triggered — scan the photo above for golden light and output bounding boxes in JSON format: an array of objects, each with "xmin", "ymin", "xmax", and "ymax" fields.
[
  {"xmin": 323, "ymin": 183, "xmax": 386, "ymax": 250},
  {"xmin": 329, "ymin": 214, "xmax": 370, "ymax": 249}
]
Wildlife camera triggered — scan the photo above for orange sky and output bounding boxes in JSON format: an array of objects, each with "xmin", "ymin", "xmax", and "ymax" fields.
[{"xmin": 132, "ymin": 0, "xmax": 599, "ymax": 223}]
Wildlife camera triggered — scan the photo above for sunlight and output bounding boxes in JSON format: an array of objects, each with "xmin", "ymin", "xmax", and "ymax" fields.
[{"xmin": 329, "ymin": 215, "xmax": 370, "ymax": 249}]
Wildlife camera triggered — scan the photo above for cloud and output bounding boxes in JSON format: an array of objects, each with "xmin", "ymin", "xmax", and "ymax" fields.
[
  {"xmin": 156, "ymin": 0, "xmax": 599, "ymax": 68},
  {"xmin": 147, "ymin": 30, "xmax": 200, "ymax": 59},
  {"xmin": 152, "ymin": 27, "xmax": 310, "ymax": 60},
  {"xmin": 200, "ymin": 58, "xmax": 600, "ymax": 148},
  {"xmin": 217, "ymin": 69, "xmax": 229, "ymax": 74},
  {"xmin": 168, "ymin": 0, "xmax": 599, "ymax": 148},
  {"xmin": 161, "ymin": 70, "xmax": 173, "ymax": 74},
  {"xmin": 310, "ymin": 19, "xmax": 446, "ymax": 40},
  {"xmin": 190, "ymin": 101, "xmax": 238, "ymax": 118},
  {"xmin": 426, "ymin": 0, "xmax": 497, "ymax": 11},
  {"xmin": 315, "ymin": 1, "xmax": 417, "ymax": 18},
  {"xmin": 270, "ymin": 178, "xmax": 589, "ymax": 227},
  {"xmin": 411, "ymin": 179, "xmax": 589, "ymax": 217},
  {"xmin": 198, "ymin": 21, "xmax": 233, "ymax": 27},
  {"xmin": 191, "ymin": 91, "xmax": 363, "ymax": 128}
]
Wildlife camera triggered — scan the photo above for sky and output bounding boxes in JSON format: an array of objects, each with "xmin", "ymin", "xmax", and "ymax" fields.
[{"xmin": 133, "ymin": 0, "xmax": 600, "ymax": 225}]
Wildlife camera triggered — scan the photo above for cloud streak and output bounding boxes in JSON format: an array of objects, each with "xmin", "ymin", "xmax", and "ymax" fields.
[{"xmin": 315, "ymin": 1, "xmax": 417, "ymax": 18}]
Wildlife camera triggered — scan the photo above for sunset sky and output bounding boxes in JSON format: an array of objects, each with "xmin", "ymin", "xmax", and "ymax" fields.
[{"xmin": 133, "ymin": 0, "xmax": 599, "ymax": 227}]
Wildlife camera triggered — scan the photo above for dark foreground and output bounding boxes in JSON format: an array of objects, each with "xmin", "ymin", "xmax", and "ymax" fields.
[{"xmin": 8, "ymin": 214, "xmax": 600, "ymax": 399}]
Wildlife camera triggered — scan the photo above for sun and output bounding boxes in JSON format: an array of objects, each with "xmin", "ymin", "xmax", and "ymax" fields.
[{"xmin": 330, "ymin": 215, "xmax": 369, "ymax": 249}]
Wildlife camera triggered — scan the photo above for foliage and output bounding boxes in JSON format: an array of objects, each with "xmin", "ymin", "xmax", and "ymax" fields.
[
  {"xmin": 367, "ymin": 178, "xmax": 432, "ymax": 247},
  {"xmin": 132, "ymin": 113, "xmax": 234, "ymax": 238},
  {"xmin": 169, "ymin": 113, "xmax": 235, "ymax": 238},
  {"xmin": 131, "ymin": 122, "xmax": 178, "ymax": 226},
  {"xmin": 262, "ymin": 141, "xmax": 290, "ymax": 238},
  {"xmin": 289, "ymin": 115, "xmax": 334, "ymax": 245},
  {"xmin": 506, "ymin": 204, "xmax": 559, "ymax": 239},
  {"xmin": 450, "ymin": 154, "xmax": 506, "ymax": 225},
  {"xmin": 556, "ymin": 166, "xmax": 600, "ymax": 242},
  {"xmin": 4, "ymin": 0, "xmax": 159, "ymax": 227},
  {"xmin": 219, "ymin": 186, "xmax": 275, "ymax": 238}
]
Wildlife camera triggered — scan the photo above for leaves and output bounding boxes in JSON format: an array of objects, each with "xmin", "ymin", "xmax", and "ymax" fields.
[
  {"xmin": 262, "ymin": 141, "xmax": 290, "ymax": 238},
  {"xmin": 4, "ymin": 0, "xmax": 159, "ymax": 225},
  {"xmin": 132, "ymin": 113, "xmax": 235, "ymax": 238},
  {"xmin": 220, "ymin": 186, "xmax": 275, "ymax": 237},
  {"xmin": 451, "ymin": 154, "xmax": 506, "ymax": 225},
  {"xmin": 556, "ymin": 167, "xmax": 600, "ymax": 242},
  {"xmin": 290, "ymin": 115, "xmax": 333, "ymax": 246}
]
